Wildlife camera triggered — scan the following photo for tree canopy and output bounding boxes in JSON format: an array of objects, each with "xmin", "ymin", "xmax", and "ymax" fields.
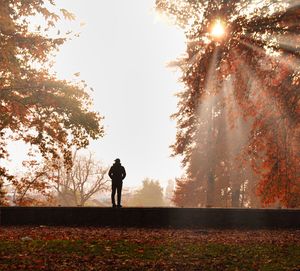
[
  {"xmin": 156, "ymin": 0, "xmax": 300, "ymax": 207},
  {"xmin": 0, "ymin": 0, "xmax": 104, "ymax": 202}
]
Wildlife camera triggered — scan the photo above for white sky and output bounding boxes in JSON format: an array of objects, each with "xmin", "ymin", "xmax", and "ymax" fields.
[{"xmin": 51, "ymin": 0, "xmax": 186, "ymax": 189}]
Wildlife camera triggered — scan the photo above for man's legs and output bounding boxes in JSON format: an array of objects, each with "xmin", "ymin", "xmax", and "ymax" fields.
[
  {"xmin": 116, "ymin": 181, "xmax": 123, "ymax": 207},
  {"xmin": 111, "ymin": 181, "xmax": 117, "ymax": 207}
]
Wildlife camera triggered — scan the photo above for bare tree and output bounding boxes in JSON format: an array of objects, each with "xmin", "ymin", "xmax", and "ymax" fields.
[{"xmin": 52, "ymin": 151, "xmax": 109, "ymax": 206}]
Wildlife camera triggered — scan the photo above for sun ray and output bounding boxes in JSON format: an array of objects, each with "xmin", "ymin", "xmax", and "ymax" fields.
[
  {"xmin": 196, "ymin": 47, "xmax": 220, "ymax": 130},
  {"xmin": 240, "ymin": 39, "xmax": 300, "ymax": 72},
  {"xmin": 233, "ymin": 51, "xmax": 290, "ymax": 128},
  {"xmin": 221, "ymin": 75, "xmax": 250, "ymax": 177}
]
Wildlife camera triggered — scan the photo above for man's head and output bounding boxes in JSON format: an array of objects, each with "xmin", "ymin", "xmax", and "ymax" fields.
[{"xmin": 114, "ymin": 158, "xmax": 121, "ymax": 163}]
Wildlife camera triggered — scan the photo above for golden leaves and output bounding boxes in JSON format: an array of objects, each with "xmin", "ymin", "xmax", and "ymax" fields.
[{"xmin": 60, "ymin": 9, "xmax": 76, "ymax": 21}]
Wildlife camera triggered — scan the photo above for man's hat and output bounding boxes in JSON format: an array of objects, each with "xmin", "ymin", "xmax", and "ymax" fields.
[{"xmin": 114, "ymin": 158, "xmax": 120, "ymax": 163}]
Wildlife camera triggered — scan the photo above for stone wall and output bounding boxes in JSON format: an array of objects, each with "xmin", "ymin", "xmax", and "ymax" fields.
[{"xmin": 0, "ymin": 207, "xmax": 299, "ymax": 229}]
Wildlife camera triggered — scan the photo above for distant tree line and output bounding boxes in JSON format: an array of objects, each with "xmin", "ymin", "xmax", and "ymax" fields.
[{"xmin": 126, "ymin": 179, "xmax": 166, "ymax": 207}]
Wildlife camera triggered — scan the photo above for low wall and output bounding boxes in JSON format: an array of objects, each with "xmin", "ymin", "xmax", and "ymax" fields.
[{"xmin": 0, "ymin": 207, "xmax": 299, "ymax": 229}]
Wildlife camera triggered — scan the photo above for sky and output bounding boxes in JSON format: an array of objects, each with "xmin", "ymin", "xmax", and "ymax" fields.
[{"xmin": 50, "ymin": 0, "xmax": 186, "ymax": 189}]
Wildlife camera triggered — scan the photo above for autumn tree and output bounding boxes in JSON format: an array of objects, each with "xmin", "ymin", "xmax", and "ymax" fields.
[
  {"xmin": 0, "ymin": 1, "xmax": 104, "ymax": 203},
  {"xmin": 172, "ymin": 90, "xmax": 255, "ymax": 207},
  {"xmin": 10, "ymin": 160, "xmax": 54, "ymax": 206},
  {"xmin": 128, "ymin": 179, "xmax": 166, "ymax": 207},
  {"xmin": 0, "ymin": 172, "xmax": 7, "ymax": 205},
  {"xmin": 156, "ymin": 0, "xmax": 300, "ymax": 207}
]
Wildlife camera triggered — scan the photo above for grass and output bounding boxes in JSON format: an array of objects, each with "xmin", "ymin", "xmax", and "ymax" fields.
[{"xmin": 0, "ymin": 227, "xmax": 299, "ymax": 270}]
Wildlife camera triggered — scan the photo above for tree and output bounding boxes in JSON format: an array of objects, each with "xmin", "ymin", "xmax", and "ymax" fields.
[
  {"xmin": 0, "ymin": 170, "xmax": 7, "ymax": 205},
  {"xmin": 172, "ymin": 92, "xmax": 254, "ymax": 208},
  {"xmin": 9, "ymin": 151, "xmax": 109, "ymax": 206},
  {"xmin": 51, "ymin": 151, "xmax": 109, "ymax": 206},
  {"xmin": 128, "ymin": 179, "xmax": 166, "ymax": 207},
  {"xmin": 10, "ymin": 159, "xmax": 54, "ymax": 206},
  {"xmin": 0, "ymin": 1, "xmax": 104, "ymax": 203},
  {"xmin": 156, "ymin": 0, "xmax": 300, "ymax": 207}
]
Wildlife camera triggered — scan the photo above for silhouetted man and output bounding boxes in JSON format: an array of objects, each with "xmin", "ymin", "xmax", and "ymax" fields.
[{"xmin": 108, "ymin": 158, "xmax": 126, "ymax": 208}]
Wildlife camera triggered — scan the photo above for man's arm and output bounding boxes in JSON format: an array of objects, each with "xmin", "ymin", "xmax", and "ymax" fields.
[
  {"xmin": 108, "ymin": 167, "xmax": 113, "ymax": 179},
  {"xmin": 122, "ymin": 167, "xmax": 126, "ymax": 180}
]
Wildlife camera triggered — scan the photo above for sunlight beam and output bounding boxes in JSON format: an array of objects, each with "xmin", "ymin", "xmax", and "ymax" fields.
[{"xmin": 240, "ymin": 39, "xmax": 300, "ymax": 71}]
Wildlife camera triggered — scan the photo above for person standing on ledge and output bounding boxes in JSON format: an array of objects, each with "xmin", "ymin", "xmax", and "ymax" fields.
[{"xmin": 108, "ymin": 158, "xmax": 126, "ymax": 208}]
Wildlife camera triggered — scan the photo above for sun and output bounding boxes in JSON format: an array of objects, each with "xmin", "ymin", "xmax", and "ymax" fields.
[{"xmin": 210, "ymin": 19, "xmax": 226, "ymax": 39}]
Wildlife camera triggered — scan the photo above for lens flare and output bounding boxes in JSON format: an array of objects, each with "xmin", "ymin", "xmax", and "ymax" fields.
[{"xmin": 210, "ymin": 20, "xmax": 226, "ymax": 39}]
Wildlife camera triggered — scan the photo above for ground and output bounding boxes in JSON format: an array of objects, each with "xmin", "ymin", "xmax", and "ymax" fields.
[{"xmin": 0, "ymin": 227, "xmax": 299, "ymax": 270}]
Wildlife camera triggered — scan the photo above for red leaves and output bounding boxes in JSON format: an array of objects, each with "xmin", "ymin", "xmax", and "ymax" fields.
[
  {"xmin": 0, "ymin": 227, "xmax": 299, "ymax": 270},
  {"xmin": 157, "ymin": 1, "xmax": 300, "ymax": 208}
]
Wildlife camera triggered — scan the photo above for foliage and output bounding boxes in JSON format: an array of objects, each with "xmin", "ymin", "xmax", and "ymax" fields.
[
  {"xmin": 0, "ymin": 227, "xmax": 299, "ymax": 270},
  {"xmin": 128, "ymin": 179, "xmax": 166, "ymax": 207},
  {"xmin": 172, "ymin": 94, "xmax": 257, "ymax": 208},
  {"xmin": 0, "ymin": 176, "xmax": 8, "ymax": 206},
  {"xmin": 156, "ymin": 0, "xmax": 300, "ymax": 207},
  {"xmin": 10, "ymin": 160, "xmax": 54, "ymax": 206},
  {"xmin": 0, "ymin": 1, "xmax": 104, "ymax": 200}
]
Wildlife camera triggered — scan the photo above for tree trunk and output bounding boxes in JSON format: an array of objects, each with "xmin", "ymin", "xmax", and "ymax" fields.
[
  {"xmin": 231, "ymin": 186, "xmax": 240, "ymax": 207},
  {"xmin": 206, "ymin": 171, "xmax": 215, "ymax": 207}
]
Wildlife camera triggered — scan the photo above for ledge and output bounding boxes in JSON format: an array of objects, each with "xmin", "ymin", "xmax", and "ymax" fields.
[{"xmin": 0, "ymin": 207, "xmax": 299, "ymax": 229}]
